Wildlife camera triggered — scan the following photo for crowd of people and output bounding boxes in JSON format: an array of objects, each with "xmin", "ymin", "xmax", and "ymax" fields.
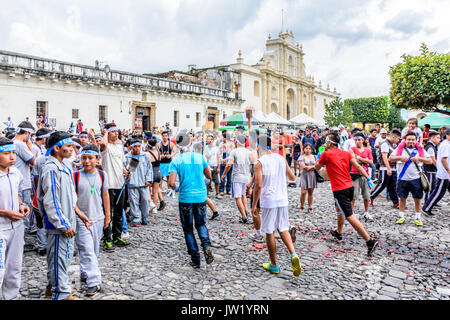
[{"xmin": 0, "ymin": 115, "xmax": 448, "ymax": 300}]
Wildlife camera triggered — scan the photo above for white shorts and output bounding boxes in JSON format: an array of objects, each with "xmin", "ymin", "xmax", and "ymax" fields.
[
  {"xmin": 260, "ymin": 206, "xmax": 290, "ymax": 234},
  {"xmin": 231, "ymin": 182, "xmax": 247, "ymax": 198}
]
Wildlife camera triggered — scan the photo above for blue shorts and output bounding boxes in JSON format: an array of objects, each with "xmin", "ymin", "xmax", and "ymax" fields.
[
  {"xmin": 160, "ymin": 163, "xmax": 170, "ymax": 177},
  {"xmin": 397, "ymin": 178, "xmax": 423, "ymax": 199}
]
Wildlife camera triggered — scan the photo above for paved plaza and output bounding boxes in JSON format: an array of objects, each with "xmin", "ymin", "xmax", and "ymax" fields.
[{"xmin": 20, "ymin": 178, "xmax": 449, "ymax": 300}]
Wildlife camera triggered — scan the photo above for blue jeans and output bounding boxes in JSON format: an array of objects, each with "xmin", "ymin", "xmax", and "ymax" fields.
[
  {"xmin": 178, "ymin": 201, "xmax": 211, "ymax": 265},
  {"xmin": 369, "ymin": 163, "xmax": 376, "ymax": 180},
  {"xmin": 122, "ymin": 210, "xmax": 128, "ymax": 233},
  {"xmin": 219, "ymin": 163, "xmax": 232, "ymax": 193}
]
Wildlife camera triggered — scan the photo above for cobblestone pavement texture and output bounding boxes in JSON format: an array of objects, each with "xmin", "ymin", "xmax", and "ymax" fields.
[{"xmin": 19, "ymin": 179, "xmax": 450, "ymax": 300}]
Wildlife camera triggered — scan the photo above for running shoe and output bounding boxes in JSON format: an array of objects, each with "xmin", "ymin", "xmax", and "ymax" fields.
[
  {"xmin": 366, "ymin": 239, "xmax": 379, "ymax": 256},
  {"xmin": 190, "ymin": 261, "xmax": 200, "ymax": 269},
  {"xmin": 141, "ymin": 221, "xmax": 149, "ymax": 225},
  {"xmin": 103, "ymin": 241, "xmax": 115, "ymax": 252},
  {"xmin": 252, "ymin": 233, "xmax": 264, "ymax": 243},
  {"xmin": 152, "ymin": 207, "xmax": 158, "ymax": 214},
  {"xmin": 262, "ymin": 262, "xmax": 280, "ymax": 274},
  {"xmin": 85, "ymin": 285, "xmax": 101, "ymax": 297},
  {"xmin": 219, "ymin": 192, "xmax": 225, "ymax": 196},
  {"xmin": 209, "ymin": 212, "xmax": 219, "ymax": 220},
  {"xmin": 393, "ymin": 203, "xmax": 399, "ymax": 209},
  {"xmin": 364, "ymin": 213, "xmax": 374, "ymax": 222},
  {"xmin": 414, "ymin": 219, "xmax": 423, "ymax": 226},
  {"xmin": 396, "ymin": 217, "xmax": 405, "ymax": 224},
  {"xmin": 204, "ymin": 247, "xmax": 214, "ymax": 264},
  {"xmin": 422, "ymin": 210, "xmax": 434, "ymax": 216},
  {"xmin": 369, "ymin": 197, "xmax": 374, "ymax": 207},
  {"xmin": 122, "ymin": 232, "xmax": 129, "ymax": 239},
  {"xmin": 330, "ymin": 230, "xmax": 343, "ymax": 241},
  {"xmin": 131, "ymin": 223, "xmax": 141, "ymax": 227},
  {"xmin": 113, "ymin": 237, "xmax": 130, "ymax": 247},
  {"xmin": 291, "ymin": 254, "xmax": 302, "ymax": 277},
  {"xmin": 215, "ymin": 194, "xmax": 223, "ymax": 199},
  {"xmin": 158, "ymin": 201, "xmax": 166, "ymax": 211}
]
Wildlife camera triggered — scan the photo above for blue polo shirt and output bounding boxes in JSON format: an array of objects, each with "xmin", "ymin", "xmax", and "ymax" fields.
[{"xmin": 169, "ymin": 152, "xmax": 208, "ymax": 204}]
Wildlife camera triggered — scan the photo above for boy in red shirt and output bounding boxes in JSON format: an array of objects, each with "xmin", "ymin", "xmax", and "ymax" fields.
[{"xmin": 314, "ymin": 132, "xmax": 378, "ymax": 256}]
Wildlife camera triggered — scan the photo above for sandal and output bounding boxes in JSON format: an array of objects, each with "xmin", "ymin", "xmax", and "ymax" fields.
[
  {"xmin": 308, "ymin": 208, "xmax": 313, "ymax": 214},
  {"xmin": 299, "ymin": 207, "xmax": 305, "ymax": 213}
]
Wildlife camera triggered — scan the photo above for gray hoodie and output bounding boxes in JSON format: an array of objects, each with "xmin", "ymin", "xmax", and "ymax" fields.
[
  {"xmin": 124, "ymin": 152, "xmax": 153, "ymax": 188},
  {"xmin": 0, "ymin": 166, "xmax": 24, "ymax": 231},
  {"xmin": 36, "ymin": 156, "xmax": 77, "ymax": 234}
]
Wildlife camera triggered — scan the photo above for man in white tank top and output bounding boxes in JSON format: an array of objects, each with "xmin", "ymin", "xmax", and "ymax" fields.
[{"xmin": 252, "ymin": 135, "xmax": 302, "ymax": 277}]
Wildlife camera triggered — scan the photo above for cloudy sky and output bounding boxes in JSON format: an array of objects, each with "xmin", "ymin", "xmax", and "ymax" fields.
[{"xmin": 0, "ymin": 0, "xmax": 448, "ymax": 99}]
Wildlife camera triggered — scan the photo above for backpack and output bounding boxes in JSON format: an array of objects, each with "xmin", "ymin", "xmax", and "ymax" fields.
[{"xmin": 74, "ymin": 169, "xmax": 105, "ymax": 194}]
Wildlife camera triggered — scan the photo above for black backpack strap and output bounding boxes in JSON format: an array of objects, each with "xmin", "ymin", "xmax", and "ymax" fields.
[
  {"xmin": 74, "ymin": 171, "xmax": 80, "ymax": 194},
  {"xmin": 97, "ymin": 169, "xmax": 105, "ymax": 191}
]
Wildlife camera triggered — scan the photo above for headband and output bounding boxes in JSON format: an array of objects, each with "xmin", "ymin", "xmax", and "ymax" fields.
[
  {"xmin": 131, "ymin": 142, "xmax": 142, "ymax": 147},
  {"xmin": 16, "ymin": 127, "xmax": 35, "ymax": 134},
  {"xmin": 326, "ymin": 137, "xmax": 338, "ymax": 145},
  {"xmin": 78, "ymin": 133, "xmax": 89, "ymax": 138},
  {"xmin": 45, "ymin": 138, "xmax": 73, "ymax": 156},
  {"xmin": 80, "ymin": 150, "xmax": 99, "ymax": 156},
  {"xmin": 36, "ymin": 133, "xmax": 51, "ymax": 139},
  {"xmin": 0, "ymin": 144, "xmax": 16, "ymax": 153},
  {"xmin": 107, "ymin": 127, "xmax": 119, "ymax": 133}
]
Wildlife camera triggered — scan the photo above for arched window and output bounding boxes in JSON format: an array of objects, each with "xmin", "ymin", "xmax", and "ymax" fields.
[
  {"xmin": 254, "ymin": 81, "xmax": 260, "ymax": 97},
  {"xmin": 271, "ymin": 103, "xmax": 278, "ymax": 113}
]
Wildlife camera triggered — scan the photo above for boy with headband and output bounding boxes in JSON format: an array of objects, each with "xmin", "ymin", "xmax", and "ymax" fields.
[
  {"xmin": 73, "ymin": 144, "xmax": 111, "ymax": 296},
  {"xmin": 0, "ymin": 137, "xmax": 31, "ymax": 299}
]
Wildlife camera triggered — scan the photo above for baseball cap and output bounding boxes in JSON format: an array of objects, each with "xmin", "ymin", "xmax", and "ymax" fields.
[{"xmin": 380, "ymin": 128, "xmax": 388, "ymax": 134}]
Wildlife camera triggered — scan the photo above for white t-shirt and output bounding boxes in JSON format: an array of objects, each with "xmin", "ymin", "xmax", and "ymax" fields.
[
  {"xmin": 436, "ymin": 140, "xmax": 450, "ymax": 180},
  {"xmin": 101, "ymin": 142, "xmax": 125, "ymax": 189},
  {"xmin": 375, "ymin": 136, "xmax": 386, "ymax": 148},
  {"xmin": 401, "ymin": 127, "xmax": 423, "ymax": 140},
  {"xmin": 258, "ymin": 153, "xmax": 288, "ymax": 208},
  {"xmin": 380, "ymin": 142, "xmax": 396, "ymax": 171},
  {"xmin": 393, "ymin": 147, "xmax": 430, "ymax": 181},
  {"xmin": 342, "ymin": 138, "xmax": 355, "ymax": 151},
  {"xmin": 205, "ymin": 145, "xmax": 219, "ymax": 167},
  {"xmin": 229, "ymin": 147, "xmax": 251, "ymax": 184}
]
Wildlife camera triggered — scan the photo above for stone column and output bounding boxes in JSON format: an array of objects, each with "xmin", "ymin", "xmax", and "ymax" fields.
[
  {"xmin": 262, "ymin": 75, "xmax": 266, "ymax": 113},
  {"xmin": 310, "ymin": 91, "xmax": 314, "ymax": 118},
  {"xmin": 282, "ymin": 80, "xmax": 287, "ymax": 119},
  {"xmin": 300, "ymin": 86, "xmax": 304, "ymax": 114},
  {"xmin": 296, "ymin": 86, "xmax": 301, "ymax": 116}
]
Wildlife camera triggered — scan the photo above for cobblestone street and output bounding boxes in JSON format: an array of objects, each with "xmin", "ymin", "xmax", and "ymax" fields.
[{"xmin": 20, "ymin": 178, "xmax": 450, "ymax": 300}]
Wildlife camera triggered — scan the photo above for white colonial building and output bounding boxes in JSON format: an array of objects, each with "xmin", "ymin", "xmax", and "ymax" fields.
[
  {"xmin": 229, "ymin": 30, "xmax": 339, "ymax": 123},
  {"xmin": 0, "ymin": 31, "xmax": 339, "ymax": 132}
]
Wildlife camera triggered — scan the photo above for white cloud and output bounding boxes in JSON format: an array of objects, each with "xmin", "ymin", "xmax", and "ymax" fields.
[{"xmin": 0, "ymin": 0, "xmax": 449, "ymax": 99}]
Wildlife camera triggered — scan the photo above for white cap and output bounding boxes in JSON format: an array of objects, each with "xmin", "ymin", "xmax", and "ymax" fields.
[{"xmin": 380, "ymin": 128, "xmax": 387, "ymax": 134}]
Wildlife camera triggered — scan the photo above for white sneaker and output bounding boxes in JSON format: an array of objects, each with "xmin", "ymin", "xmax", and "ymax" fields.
[
  {"xmin": 364, "ymin": 213, "xmax": 374, "ymax": 221},
  {"xmin": 122, "ymin": 232, "xmax": 129, "ymax": 239},
  {"xmin": 152, "ymin": 207, "xmax": 158, "ymax": 214},
  {"xmin": 149, "ymin": 201, "xmax": 155, "ymax": 209},
  {"xmin": 171, "ymin": 190, "xmax": 176, "ymax": 199}
]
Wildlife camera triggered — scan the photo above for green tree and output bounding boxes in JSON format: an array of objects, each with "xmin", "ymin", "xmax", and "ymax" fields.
[
  {"xmin": 324, "ymin": 96, "xmax": 353, "ymax": 127},
  {"xmin": 387, "ymin": 105, "xmax": 406, "ymax": 130},
  {"xmin": 345, "ymin": 96, "xmax": 390, "ymax": 126},
  {"xmin": 389, "ymin": 43, "xmax": 450, "ymax": 116}
]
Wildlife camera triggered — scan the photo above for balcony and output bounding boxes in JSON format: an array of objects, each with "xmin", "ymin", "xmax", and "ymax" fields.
[{"xmin": 0, "ymin": 50, "xmax": 241, "ymax": 101}]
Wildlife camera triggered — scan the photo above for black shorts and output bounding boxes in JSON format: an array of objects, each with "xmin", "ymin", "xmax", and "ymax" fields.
[
  {"xmin": 333, "ymin": 187, "xmax": 354, "ymax": 218},
  {"xmin": 397, "ymin": 178, "xmax": 423, "ymax": 199},
  {"xmin": 152, "ymin": 167, "xmax": 162, "ymax": 183}
]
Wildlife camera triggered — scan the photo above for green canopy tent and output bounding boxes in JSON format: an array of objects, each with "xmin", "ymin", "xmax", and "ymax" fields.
[
  {"xmin": 418, "ymin": 112, "xmax": 450, "ymax": 128},
  {"xmin": 218, "ymin": 125, "xmax": 265, "ymax": 132}
]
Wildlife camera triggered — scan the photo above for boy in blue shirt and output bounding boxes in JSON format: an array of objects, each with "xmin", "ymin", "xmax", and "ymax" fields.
[{"xmin": 168, "ymin": 140, "xmax": 214, "ymax": 269}]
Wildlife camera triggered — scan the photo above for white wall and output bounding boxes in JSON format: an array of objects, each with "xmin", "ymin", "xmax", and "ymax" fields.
[
  {"xmin": 239, "ymin": 72, "xmax": 262, "ymax": 112},
  {"xmin": 0, "ymin": 73, "xmax": 241, "ymax": 132},
  {"xmin": 0, "ymin": 73, "xmax": 139, "ymax": 131}
]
